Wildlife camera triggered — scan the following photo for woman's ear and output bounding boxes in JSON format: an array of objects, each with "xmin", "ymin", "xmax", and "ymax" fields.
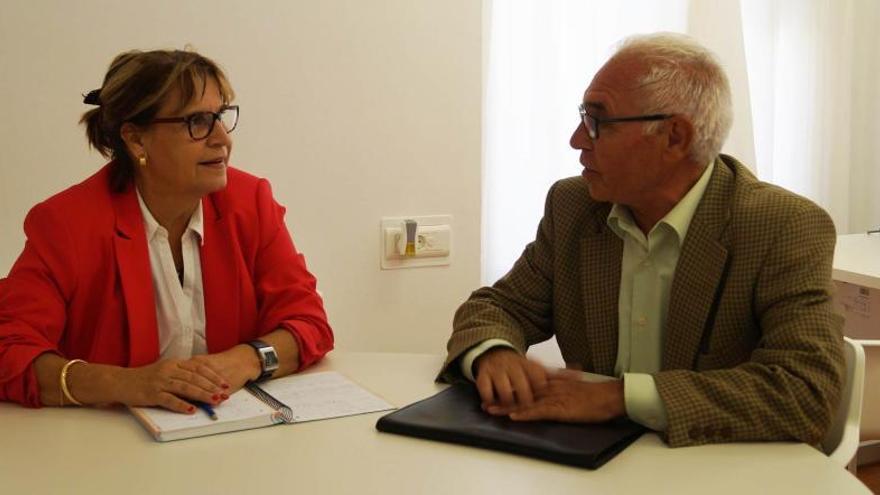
[
  {"xmin": 120, "ymin": 122, "xmax": 146, "ymax": 161},
  {"xmin": 662, "ymin": 115, "xmax": 695, "ymax": 162}
]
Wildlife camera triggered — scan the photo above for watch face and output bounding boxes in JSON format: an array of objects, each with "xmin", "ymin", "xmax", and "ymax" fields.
[
  {"xmin": 261, "ymin": 348, "xmax": 280, "ymax": 370},
  {"xmin": 249, "ymin": 340, "xmax": 280, "ymax": 379}
]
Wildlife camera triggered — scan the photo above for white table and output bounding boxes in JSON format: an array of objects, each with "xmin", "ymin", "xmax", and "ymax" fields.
[
  {"xmin": 0, "ymin": 351, "xmax": 869, "ymax": 494},
  {"xmin": 834, "ymin": 233, "xmax": 880, "ymax": 290}
]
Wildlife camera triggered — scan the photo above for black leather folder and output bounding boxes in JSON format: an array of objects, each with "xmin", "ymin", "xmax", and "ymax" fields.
[{"xmin": 376, "ymin": 383, "xmax": 646, "ymax": 469}]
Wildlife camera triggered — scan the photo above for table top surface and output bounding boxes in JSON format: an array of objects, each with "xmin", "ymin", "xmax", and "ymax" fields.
[
  {"xmin": 0, "ymin": 351, "xmax": 869, "ymax": 495},
  {"xmin": 834, "ymin": 233, "xmax": 880, "ymax": 289}
]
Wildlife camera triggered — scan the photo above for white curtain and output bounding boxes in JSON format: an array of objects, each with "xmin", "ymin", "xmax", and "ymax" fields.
[
  {"xmin": 483, "ymin": 0, "xmax": 880, "ymax": 284},
  {"xmin": 739, "ymin": 0, "xmax": 880, "ymax": 234}
]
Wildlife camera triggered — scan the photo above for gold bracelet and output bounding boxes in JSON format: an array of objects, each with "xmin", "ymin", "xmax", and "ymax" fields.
[{"xmin": 60, "ymin": 359, "xmax": 87, "ymax": 407}]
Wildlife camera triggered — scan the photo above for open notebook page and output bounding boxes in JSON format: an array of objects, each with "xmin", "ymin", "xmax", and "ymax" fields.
[
  {"xmin": 131, "ymin": 389, "xmax": 280, "ymax": 441},
  {"xmin": 258, "ymin": 371, "xmax": 394, "ymax": 422}
]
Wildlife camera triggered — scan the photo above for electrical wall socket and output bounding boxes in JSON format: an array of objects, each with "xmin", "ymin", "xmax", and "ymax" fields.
[
  {"xmin": 386, "ymin": 224, "xmax": 450, "ymax": 258},
  {"xmin": 380, "ymin": 215, "xmax": 453, "ymax": 269}
]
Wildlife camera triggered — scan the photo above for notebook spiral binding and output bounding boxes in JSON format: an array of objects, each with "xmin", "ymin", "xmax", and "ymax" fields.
[{"xmin": 245, "ymin": 383, "xmax": 294, "ymax": 423}]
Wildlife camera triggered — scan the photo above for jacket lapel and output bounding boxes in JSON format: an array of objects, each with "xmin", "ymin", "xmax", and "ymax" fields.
[
  {"xmin": 581, "ymin": 202, "xmax": 622, "ymax": 376},
  {"xmin": 112, "ymin": 186, "xmax": 159, "ymax": 366},
  {"xmin": 200, "ymin": 193, "xmax": 241, "ymax": 353},
  {"xmin": 662, "ymin": 157, "xmax": 734, "ymax": 370}
]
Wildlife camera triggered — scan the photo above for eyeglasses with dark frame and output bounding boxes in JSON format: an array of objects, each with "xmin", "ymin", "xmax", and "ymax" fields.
[
  {"xmin": 578, "ymin": 103, "xmax": 671, "ymax": 140},
  {"xmin": 150, "ymin": 105, "xmax": 240, "ymax": 140}
]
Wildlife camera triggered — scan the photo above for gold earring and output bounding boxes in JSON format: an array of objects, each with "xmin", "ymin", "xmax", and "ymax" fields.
[{"xmin": 138, "ymin": 155, "xmax": 147, "ymax": 167}]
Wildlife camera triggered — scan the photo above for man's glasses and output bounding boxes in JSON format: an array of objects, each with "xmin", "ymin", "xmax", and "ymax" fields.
[
  {"xmin": 150, "ymin": 105, "xmax": 240, "ymax": 140},
  {"xmin": 578, "ymin": 103, "xmax": 671, "ymax": 139}
]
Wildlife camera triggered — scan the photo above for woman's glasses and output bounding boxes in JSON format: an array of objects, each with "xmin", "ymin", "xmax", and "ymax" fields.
[{"xmin": 150, "ymin": 105, "xmax": 239, "ymax": 140}]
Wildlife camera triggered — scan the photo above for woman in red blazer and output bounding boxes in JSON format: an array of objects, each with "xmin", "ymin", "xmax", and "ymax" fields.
[{"xmin": 0, "ymin": 50, "xmax": 333, "ymax": 412}]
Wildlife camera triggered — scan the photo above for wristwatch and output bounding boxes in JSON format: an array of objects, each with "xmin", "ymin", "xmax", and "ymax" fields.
[{"xmin": 246, "ymin": 340, "xmax": 279, "ymax": 382}]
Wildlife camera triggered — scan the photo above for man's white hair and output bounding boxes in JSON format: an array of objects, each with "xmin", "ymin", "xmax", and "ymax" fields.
[{"xmin": 612, "ymin": 32, "xmax": 733, "ymax": 165}]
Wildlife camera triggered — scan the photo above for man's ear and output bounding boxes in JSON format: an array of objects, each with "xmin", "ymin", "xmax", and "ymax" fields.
[
  {"xmin": 662, "ymin": 115, "xmax": 695, "ymax": 162},
  {"xmin": 120, "ymin": 122, "xmax": 146, "ymax": 161}
]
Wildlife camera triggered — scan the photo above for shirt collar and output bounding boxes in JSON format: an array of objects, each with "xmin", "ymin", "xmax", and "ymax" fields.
[
  {"xmin": 658, "ymin": 160, "xmax": 714, "ymax": 241},
  {"xmin": 607, "ymin": 160, "xmax": 715, "ymax": 244},
  {"xmin": 135, "ymin": 187, "xmax": 205, "ymax": 246}
]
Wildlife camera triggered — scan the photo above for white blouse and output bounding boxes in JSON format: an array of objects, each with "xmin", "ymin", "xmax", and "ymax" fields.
[{"xmin": 136, "ymin": 190, "xmax": 207, "ymax": 359}]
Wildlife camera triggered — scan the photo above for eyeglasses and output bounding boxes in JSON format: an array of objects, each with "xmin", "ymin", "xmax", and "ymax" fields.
[
  {"xmin": 578, "ymin": 103, "xmax": 671, "ymax": 140},
  {"xmin": 150, "ymin": 105, "xmax": 240, "ymax": 140}
]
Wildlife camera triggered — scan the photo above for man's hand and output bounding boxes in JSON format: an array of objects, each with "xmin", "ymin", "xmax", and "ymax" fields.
[
  {"xmin": 494, "ymin": 373, "xmax": 626, "ymax": 423},
  {"xmin": 474, "ymin": 347, "xmax": 548, "ymax": 410}
]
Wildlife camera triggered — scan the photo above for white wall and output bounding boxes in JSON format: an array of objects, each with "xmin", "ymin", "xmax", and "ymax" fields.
[{"xmin": 0, "ymin": 0, "xmax": 482, "ymax": 354}]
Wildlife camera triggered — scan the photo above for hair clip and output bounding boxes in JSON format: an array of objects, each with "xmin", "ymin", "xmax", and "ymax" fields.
[{"xmin": 83, "ymin": 88, "xmax": 102, "ymax": 106}]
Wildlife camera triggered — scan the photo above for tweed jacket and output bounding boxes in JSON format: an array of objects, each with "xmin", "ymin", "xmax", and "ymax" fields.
[{"xmin": 440, "ymin": 154, "xmax": 844, "ymax": 448}]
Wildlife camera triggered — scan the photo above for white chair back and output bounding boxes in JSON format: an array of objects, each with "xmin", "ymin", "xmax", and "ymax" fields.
[{"xmin": 823, "ymin": 337, "xmax": 865, "ymax": 467}]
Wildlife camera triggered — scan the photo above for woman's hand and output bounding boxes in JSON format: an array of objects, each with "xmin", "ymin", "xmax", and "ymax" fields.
[
  {"xmin": 114, "ymin": 358, "xmax": 231, "ymax": 414},
  {"xmin": 37, "ymin": 330, "xmax": 294, "ymax": 412},
  {"xmin": 188, "ymin": 345, "xmax": 261, "ymax": 394}
]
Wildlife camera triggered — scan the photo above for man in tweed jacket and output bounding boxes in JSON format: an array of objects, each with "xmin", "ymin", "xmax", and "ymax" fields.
[{"xmin": 440, "ymin": 33, "xmax": 844, "ymax": 447}]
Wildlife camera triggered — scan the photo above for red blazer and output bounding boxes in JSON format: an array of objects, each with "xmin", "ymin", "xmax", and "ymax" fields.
[{"xmin": 0, "ymin": 164, "xmax": 334, "ymax": 406}]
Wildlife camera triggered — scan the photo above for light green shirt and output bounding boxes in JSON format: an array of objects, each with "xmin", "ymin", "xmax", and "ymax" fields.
[
  {"xmin": 461, "ymin": 162, "xmax": 715, "ymax": 432},
  {"xmin": 607, "ymin": 161, "xmax": 714, "ymax": 430}
]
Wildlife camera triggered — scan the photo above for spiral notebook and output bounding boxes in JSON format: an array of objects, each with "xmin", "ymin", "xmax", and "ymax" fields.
[{"xmin": 131, "ymin": 371, "xmax": 394, "ymax": 442}]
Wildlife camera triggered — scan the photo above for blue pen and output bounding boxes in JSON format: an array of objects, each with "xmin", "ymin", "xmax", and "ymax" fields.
[{"xmin": 189, "ymin": 400, "xmax": 218, "ymax": 421}]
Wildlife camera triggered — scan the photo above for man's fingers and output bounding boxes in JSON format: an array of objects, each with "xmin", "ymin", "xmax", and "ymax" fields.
[
  {"xmin": 484, "ymin": 403, "xmax": 520, "ymax": 416},
  {"xmin": 475, "ymin": 369, "xmax": 496, "ymax": 404},
  {"xmin": 508, "ymin": 403, "xmax": 552, "ymax": 421},
  {"xmin": 525, "ymin": 361, "xmax": 549, "ymax": 392},
  {"xmin": 474, "ymin": 350, "xmax": 552, "ymax": 412},
  {"xmin": 492, "ymin": 373, "xmax": 515, "ymax": 406},
  {"xmin": 508, "ymin": 394, "xmax": 567, "ymax": 421},
  {"xmin": 547, "ymin": 368, "xmax": 583, "ymax": 381},
  {"xmin": 507, "ymin": 367, "xmax": 534, "ymax": 406}
]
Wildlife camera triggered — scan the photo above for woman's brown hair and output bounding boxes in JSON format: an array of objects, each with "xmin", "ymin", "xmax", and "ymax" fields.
[{"xmin": 80, "ymin": 49, "xmax": 235, "ymax": 192}]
